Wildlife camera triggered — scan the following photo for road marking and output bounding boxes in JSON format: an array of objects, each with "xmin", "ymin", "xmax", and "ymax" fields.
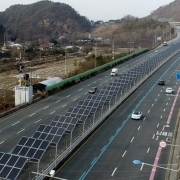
[
  {"xmin": 78, "ymin": 88, "xmax": 82, "ymax": 91},
  {"xmin": 157, "ymin": 124, "xmax": 159, "ymax": 128},
  {"xmin": 143, "ymin": 117, "xmax": 146, "ymax": 121},
  {"xmin": 138, "ymin": 126, "xmax": 141, "ymax": 130},
  {"xmin": 158, "ymin": 94, "xmax": 160, "ymax": 96},
  {"xmin": 73, "ymin": 98, "xmax": 77, "ymax": 101},
  {"xmin": 130, "ymin": 137, "xmax": 134, "ymax": 142},
  {"xmin": 147, "ymin": 148, "xmax": 150, "ymax": 153},
  {"xmin": 17, "ymin": 129, "xmax": 25, "ymax": 134},
  {"xmin": 91, "ymin": 157, "xmax": 97, "ymax": 165},
  {"xmin": 35, "ymin": 119, "xmax": 42, "ymax": 123},
  {"xmin": 140, "ymin": 163, "xmax": 144, "ymax": 170},
  {"xmin": 43, "ymin": 106, "xmax": 49, "ymax": 109},
  {"xmin": 0, "ymin": 141, "xmax": 4, "ymax": 145},
  {"xmin": 166, "ymin": 103, "xmax": 168, "ymax": 105},
  {"xmin": 148, "ymin": 110, "xmax": 150, "ymax": 113},
  {"xmin": 152, "ymin": 104, "xmax": 154, "ymax": 107},
  {"xmin": 50, "ymin": 111, "xmax": 55, "ymax": 114},
  {"xmin": 152, "ymin": 134, "xmax": 155, "ymax": 139},
  {"xmin": 164, "ymin": 109, "xmax": 166, "ymax": 111},
  {"xmin": 29, "ymin": 113, "xmax": 35, "ymax": 117},
  {"xmin": 55, "ymin": 100, "xmax": 61, "ymax": 103},
  {"xmin": 155, "ymin": 98, "xmax": 157, "ymax": 101},
  {"xmin": 111, "ymin": 167, "xmax": 117, "ymax": 176},
  {"xmin": 122, "ymin": 150, "xmax": 127, "ymax": 157},
  {"xmin": 62, "ymin": 105, "xmax": 67, "ymax": 108},
  {"xmin": 101, "ymin": 145, "xmax": 107, "ymax": 152},
  {"xmin": 66, "ymin": 95, "xmax": 70, "ymax": 98},
  {"xmin": 12, "ymin": 121, "xmax": 20, "ymax": 126}
]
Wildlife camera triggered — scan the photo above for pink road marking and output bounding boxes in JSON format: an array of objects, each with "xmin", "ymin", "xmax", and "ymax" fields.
[
  {"xmin": 149, "ymin": 147, "xmax": 162, "ymax": 180},
  {"xmin": 149, "ymin": 86, "xmax": 180, "ymax": 180},
  {"xmin": 167, "ymin": 86, "xmax": 180, "ymax": 124}
]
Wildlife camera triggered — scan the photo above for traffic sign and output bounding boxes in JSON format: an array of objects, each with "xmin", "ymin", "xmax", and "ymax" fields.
[
  {"xmin": 159, "ymin": 140, "xmax": 167, "ymax": 148},
  {"xmin": 176, "ymin": 71, "xmax": 180, "ymax": 80}
]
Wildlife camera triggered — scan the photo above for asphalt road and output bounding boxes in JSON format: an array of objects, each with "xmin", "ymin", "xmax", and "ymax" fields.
[
  {"xmin": 0, "ymin": 44, "xmax": 176, "ymax": 179},
  {"xmin": 55, "ymin": 51, "xmax": 180, "ymax": 180}
]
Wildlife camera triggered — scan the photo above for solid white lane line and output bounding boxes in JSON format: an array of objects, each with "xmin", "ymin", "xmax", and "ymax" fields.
[
  {"xmin": 35, "ymin": 119, "xmax": 42, "ymax": 123},
  {"xmin": 29, "ymin": 113, "xmax": 35, "ymax": 117},
  {"xmin": 17, "ymin": 129, "xmax": 25, "ymax": 134},
  {"xmin": 12, "ymin": 121, "xmax": 20, "ymax": 126},
  {"xmin": 122, "ymin": 150, "xmax": 127, "ymax": 157},
  {"xmin": 111, "ymin": 167, "xmax": 117, "ymax": 176},
  {"xmin": 130, "ymin": 137, "xmax": 134, "ymax": 142}
]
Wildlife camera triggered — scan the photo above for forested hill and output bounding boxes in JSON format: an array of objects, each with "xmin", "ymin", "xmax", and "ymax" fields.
[
  {"xmin": 149, "ymin": 0, "xmax": 180, "ymax": 21},
  {"xmin": 0, "ymin": 0, "xmax": 91, "ymax": 41}
]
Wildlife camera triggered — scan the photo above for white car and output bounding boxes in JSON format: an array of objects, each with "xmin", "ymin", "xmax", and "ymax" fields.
[
  {"xmin": 165, "ymin": 87, "xmax": 174, "ymax": 94},
  {"xmin": 155, "ymin": 50, "xmax": 159, "ymax": 53},
  {"xmin": 131, "ymin": 111, "xmax": 142, "ymax": 120}
]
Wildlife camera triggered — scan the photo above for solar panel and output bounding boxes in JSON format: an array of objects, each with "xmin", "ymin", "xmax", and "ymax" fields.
[
  {"xmin": 32, "ymin": 124, "xmax": 65, "ymax": 144},
  {"xmin": 12, "ymin": 137, "xmax": 49, "ymax": 160},
  {"xmin": 0, "ymin": 152, "xmax": 27, "ymax": 180},
  {"xmin": 50, "ymin": 115, "xmax": 78, "ymax": 132}
]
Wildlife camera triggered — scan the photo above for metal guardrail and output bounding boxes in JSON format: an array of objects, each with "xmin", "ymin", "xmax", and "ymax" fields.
[{"xmin": 33, "ymin": 46, "xmax": 180, "ymax": 180}]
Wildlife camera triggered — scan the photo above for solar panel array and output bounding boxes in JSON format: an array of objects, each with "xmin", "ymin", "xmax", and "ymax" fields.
[
  {"xmin": 1, "ymin": 43, "xmax": 180, "ymax": 179},
  {"xmin": 0, "ymin": 152, "xmax": 27, "ymax": 180},
  {"xmin": 12, "ymin": 137, "xmax": 49, "ymax": 160}
]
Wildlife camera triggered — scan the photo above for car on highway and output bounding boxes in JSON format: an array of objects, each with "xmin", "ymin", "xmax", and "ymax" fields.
[
  {"xmin": 165, "ymin": 87, "xmax": 174, "ymax": 94},
  {"xmin": 131, "ymin": 111, "xmax": 142, "ymax": 120},
  {"xmin": 89, "ymin": 87, "xmax": 97, "ymax": 94},
  {"xmin": 158, "ymin": 80, "xmax": 165, "ymax": 85}
]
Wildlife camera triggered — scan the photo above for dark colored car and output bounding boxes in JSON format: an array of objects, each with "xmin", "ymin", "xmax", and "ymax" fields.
[
  {"xmin": 89, "ymin": 87, "xmax": 97, "ymax": 94},
  {"xmin": 158, "ymin": 80, "xmax": 165, "ymax": 85}
]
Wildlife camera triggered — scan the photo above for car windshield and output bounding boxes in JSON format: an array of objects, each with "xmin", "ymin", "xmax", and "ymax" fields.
[{"xmin": 134, "ymin": 111, "xmax": 140, "ymax": 115}]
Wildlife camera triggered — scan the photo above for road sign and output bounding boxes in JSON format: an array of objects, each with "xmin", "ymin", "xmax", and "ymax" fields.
[
  {"xmin": 159, "ymin": 140, "xmax": 167, "ymax": 148},
  {"xmin": 176, "ymin": 71, "xmax": 180, "ymax": 80}
]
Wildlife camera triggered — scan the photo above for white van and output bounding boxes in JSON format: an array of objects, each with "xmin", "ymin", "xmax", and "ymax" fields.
[{"xmin": 111, "ymin": 68, "xmax": 118, "ymax": 76}]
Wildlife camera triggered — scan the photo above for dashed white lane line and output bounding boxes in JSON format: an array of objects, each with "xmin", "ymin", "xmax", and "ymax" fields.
[
  {"xmin": 157, "ymin": 124, "xmax": 159, "ymax": 128},
  {"xmin": 50, "ymin": 111, "xmax": 55, "ymax": 114},
  {"xmin": 152, "ymin": 134, "xmax": 155, "ymax": 139},
  {"xmin": 138, "ymin": 126, "xmax": 141, "ymax": 130},
  {"xmin": 158, "ymin": 94, "xmax": 160, "ymax": 96},
  {"xmin": 152, "ymin": 104, "xmax": 154, "ymax": 107},
  {"xmin": 111, "ymin": 167, "xmax": 117, "ymax": 176},
  {"xmin": 66, "ymin": 95, "xmax": 70, "ymax": 98},
  {"xmin": 160, "ymin": 116, "xmax": 163, "ymax": 119},
  {"xmin": 155, "ymin": 98, "xmax": 157, "ymax": 101},
  {"xmin": 12, "ymin": 121, "xmax": 20, "ymax": 126},
  {"xmin": 166, "ymin": 103, "xmax": 168, "ymax": 105},
  {"xmin": 29, "ymin": 113, "xmax": 35, "ymax": 117},
  {"xmin": 0, "ymin": 141, "xmax": 4, "ymax": 145},
  {"xmin": 78, "ymin": 88, "xmax": 82, "ymax": 91},
  {"xmin": 55, "ymin": 100, "xmax": 61, "ymax": 103},
  {"xmin": 62, "ymin": 105, "xmax": 67, "ymax": 108},
  {"xmin": 148, "ymin": 110, "xmax": 150, "ymax": 113},
  {"xmin": 164, "ymin": 109, "xmax": 166, "ymax": 111},
  {"xmin": 122, "ymin": 150, "xmax": 127, "ymax": 157},
  {"xmin": 147, "ymin": 147, "xmax": 150, "ymax": 153},
  {"xmin": 130, "ymin": 137, "xmax": 134, "ymax": 142},
  {"xmin": 43, "ymin": 106, "xmax": 49, "ymax": 109},
  {"xmin": 35, "ymin": 119, "xmax": 42, "ymax": 123},
  {"xmin": 17, "ymin": 129, "xmax": 25, "ymax": 134},
  {"xmin": 73, "ymin": 98, "xmax": 77, "ymax": 101}
]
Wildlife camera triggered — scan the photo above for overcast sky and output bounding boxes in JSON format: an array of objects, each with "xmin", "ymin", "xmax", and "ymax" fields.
[{"xmin": 1, "ymin": 0, "xmax": 174, "ymax": 21}]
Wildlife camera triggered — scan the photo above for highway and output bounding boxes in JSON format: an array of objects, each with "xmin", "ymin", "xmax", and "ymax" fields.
[
  {"xmin": 55, "ymin": 51, "xmax": 180, "ymax": 180},
  {"xmin": 0, "ymin": 43, "xmax": 178, "ymax": 179}
]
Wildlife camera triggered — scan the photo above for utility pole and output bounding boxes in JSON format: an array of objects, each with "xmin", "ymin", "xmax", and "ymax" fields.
[
  {"xmin": 95, "ymin": 43, "xmax": 97, "ymax": 68},
  {"xmin": 112, "ymin": 39, "xmax": 114, "ymax": 60},
  {"xmin": 65, "ymin": 49, "xmax": 67, "ymax": 75}
]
